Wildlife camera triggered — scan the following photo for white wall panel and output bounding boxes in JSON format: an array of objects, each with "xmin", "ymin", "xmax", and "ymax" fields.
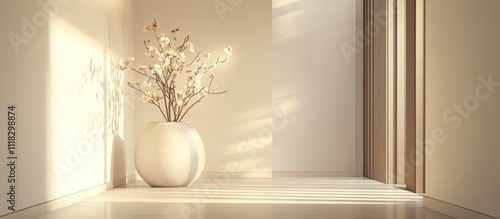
[{"xmin": 272, "ymin": 0, "xmax": 357, "ymax": 173}]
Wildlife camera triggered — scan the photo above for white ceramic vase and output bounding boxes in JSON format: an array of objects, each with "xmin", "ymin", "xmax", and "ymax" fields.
[{"xmin": 135, "ymin": 122, "xmax": 205, "ymax": 187}]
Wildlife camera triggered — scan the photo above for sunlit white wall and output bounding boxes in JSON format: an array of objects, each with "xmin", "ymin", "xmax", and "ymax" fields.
[
  {"xmin": 133, "ymin": 0, "xmax": 273, "ymax": 177},
  {"xmin": 0, "ymin": 1, "xmax": 51, "ymax": 214},
  {"xmin": 273, "ymin": 0, "xmax": 358, "ymax": 174},
  {"xmin": 46, "ymin": 0, "xmax": 136, "ymax": 199},
  {"xmin": 0, "ymin": 0, "xmax": 135, "ymax": 215}
]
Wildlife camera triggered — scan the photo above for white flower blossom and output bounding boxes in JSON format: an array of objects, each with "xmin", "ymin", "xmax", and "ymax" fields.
[
  {"xmin": 143, "ymin": 81, "xmax": 153, "ymax": 87},
  {"xmin": 154, "ymin": 64, "xmax": 165, "ymax": 76},
  {"xmin": 145, "ymin": 46, "xmax": 155, "ymax": 58},
  {"xmin": 171, "ymin": 27, "xmax": 180, "ymax": 40},
  {"xmin": 143, "ymin": 19, "xmax": 159, "ymax": 32},
  {"xmin": 159, "ymin": 34, "xmax": 170, "ymax": 48},
  {"xmin": 224, "ymin": 47, "xmax": 232, "ymax": 57},
  {"xmin": 185, "ymin": 42, "xmax": 195, "ymax": 53},
  {"xmin": 137, "ymin": 65, "xmax": 147, "ymax": 72},
  {"xmin": 119, "ymin": 57, "xmax": 135, "ymax": 70},
  {"xmin": 203, "ymin": 52, "xmax": 211, "ymax": 59},
  {"xmin": 170, "ymin": 71, "xmax": 179, "ymax": 80},
  {"xmin": 200, "ymin": 87, "xmax": 208, "ymax": 96},
  {"xmin": 187, "ymin": 75, "xmax": 195, "ymax": 85},
  {"xmin": 153, "ymin": 93, "xmax": 163, "ymax": 101},
  {"xmin": 199, "ymin": 63, "xmax": 208, "ymax": 72},
  {"xmin": 143, "ymin": 91, "xmax": 162, "ymax": 102},
  {"xmin": 143, "ymin": 91, "xmax": 153, "ymax": 102},
  {"xmin": 132, "ymin": 79, "xmax": 141, "ymax": 87},
  {"xmin": 175, "ymin": 90, "xmax": 186, "ymax": 106},
  {"xmin": 162, "ymin": 57, "xmax": 171, "ymax": 66}
]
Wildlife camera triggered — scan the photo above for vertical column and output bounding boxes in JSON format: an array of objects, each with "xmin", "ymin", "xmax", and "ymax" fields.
[
  {"xmin": 387, "ymin": 0, "xmax": 398, "ymax": 185},
  {"xmin": 396, "ymin": 0, "xmax": 406, "ymax": 186},
  {"xmin": 415, "ymin": 0, "xmax": 426, "ymax": 194},
  {"xmin": 363, "ymin": 0, "xmax": 372, "ymax": 178},
  {"xmin": 405, "ymin": 0, "xmax": 417, "ymax": 193},
  {"xmin": 363, "ymin": 0, "xmax": 389, "ymax": 183},
  {"xmin": 356, "ymin": 0, "xmax": 365, "ymax": 177}
]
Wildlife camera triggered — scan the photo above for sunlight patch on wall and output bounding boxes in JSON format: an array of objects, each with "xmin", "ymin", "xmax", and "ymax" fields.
[
  {"xmin": 273, "ymin": 0, "xmax": 302, "ymax": 9},
  {"xmin": 46, "ymin": 17, "xmax": 107, "ymax": 198},
  {"xmin": 273, "ymin": 8, "xmax": 315, "ymax": 42}
]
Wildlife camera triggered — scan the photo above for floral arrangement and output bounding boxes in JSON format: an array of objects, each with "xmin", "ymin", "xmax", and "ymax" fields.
[{"xmin": 120, "ymin": 18, "xmax": 232, "ymax": 122}]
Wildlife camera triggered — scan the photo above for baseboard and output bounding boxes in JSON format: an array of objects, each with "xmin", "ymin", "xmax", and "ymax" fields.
[
  {"xmin": 272, "ymin": 171, "xmax": 357, "ymax": 177},
  {"xmin": 390, "ymin": 184, "xmax": 407, "ymax": 190},
  {"xmin": 199, "ymin": 171, "xmax": 273, "ymax": 179},
  {"xmin": 106, "ymin": 174, "xmax": 136, "ymax": 190},
  {"xmin": 1, "ymin": 174, "xmax": 136, "ymax": 219},
  {"xmin": 423, "ymin": 196, "xmax": 499, "ymax": 219}
]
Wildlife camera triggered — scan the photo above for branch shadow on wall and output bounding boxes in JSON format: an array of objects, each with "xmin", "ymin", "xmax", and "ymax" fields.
[
  {"xmin": 108, "ymin": 55, "xmax": 127, "ymax": 184},
  {"xmin": 78, "ymin": 54, "xmax": 127, "ymax": 185}
]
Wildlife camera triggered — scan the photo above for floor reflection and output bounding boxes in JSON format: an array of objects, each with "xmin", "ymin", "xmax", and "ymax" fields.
[{"xmin": 37, "ymin": 178, "xmax": 453, "ymax": 219}]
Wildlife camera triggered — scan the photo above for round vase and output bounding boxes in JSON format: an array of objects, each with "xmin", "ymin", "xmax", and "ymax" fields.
[{"xmin": 135, "ymin": 122, "xmax": 205, "ymax": 187}]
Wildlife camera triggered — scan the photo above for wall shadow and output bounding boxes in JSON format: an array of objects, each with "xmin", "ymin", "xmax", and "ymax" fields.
[{"xmin": 110, "ymin": 135, "xmax": 126, "ymax": 186}]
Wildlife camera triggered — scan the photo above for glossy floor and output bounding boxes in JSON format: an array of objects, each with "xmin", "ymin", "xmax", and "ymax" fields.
[{"xmin": 36, "ymin": 178, "xmax": 452, "ymax": 219}]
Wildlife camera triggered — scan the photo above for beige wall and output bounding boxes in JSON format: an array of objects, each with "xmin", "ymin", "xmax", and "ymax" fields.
[
  {"xmin": 426, "ymin": 0, "xmax": 500, "ymax": 217},
  {"xmin": 272, "ymin": 0, "xmax": 358, "ymax": 174},
  {"xmin": 0, "ymin": 0, "xmax": 135, "ymax": 216},
  {"xmin": 132, "ymin": 0, "xmax": 273, "ymax": 176}
]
